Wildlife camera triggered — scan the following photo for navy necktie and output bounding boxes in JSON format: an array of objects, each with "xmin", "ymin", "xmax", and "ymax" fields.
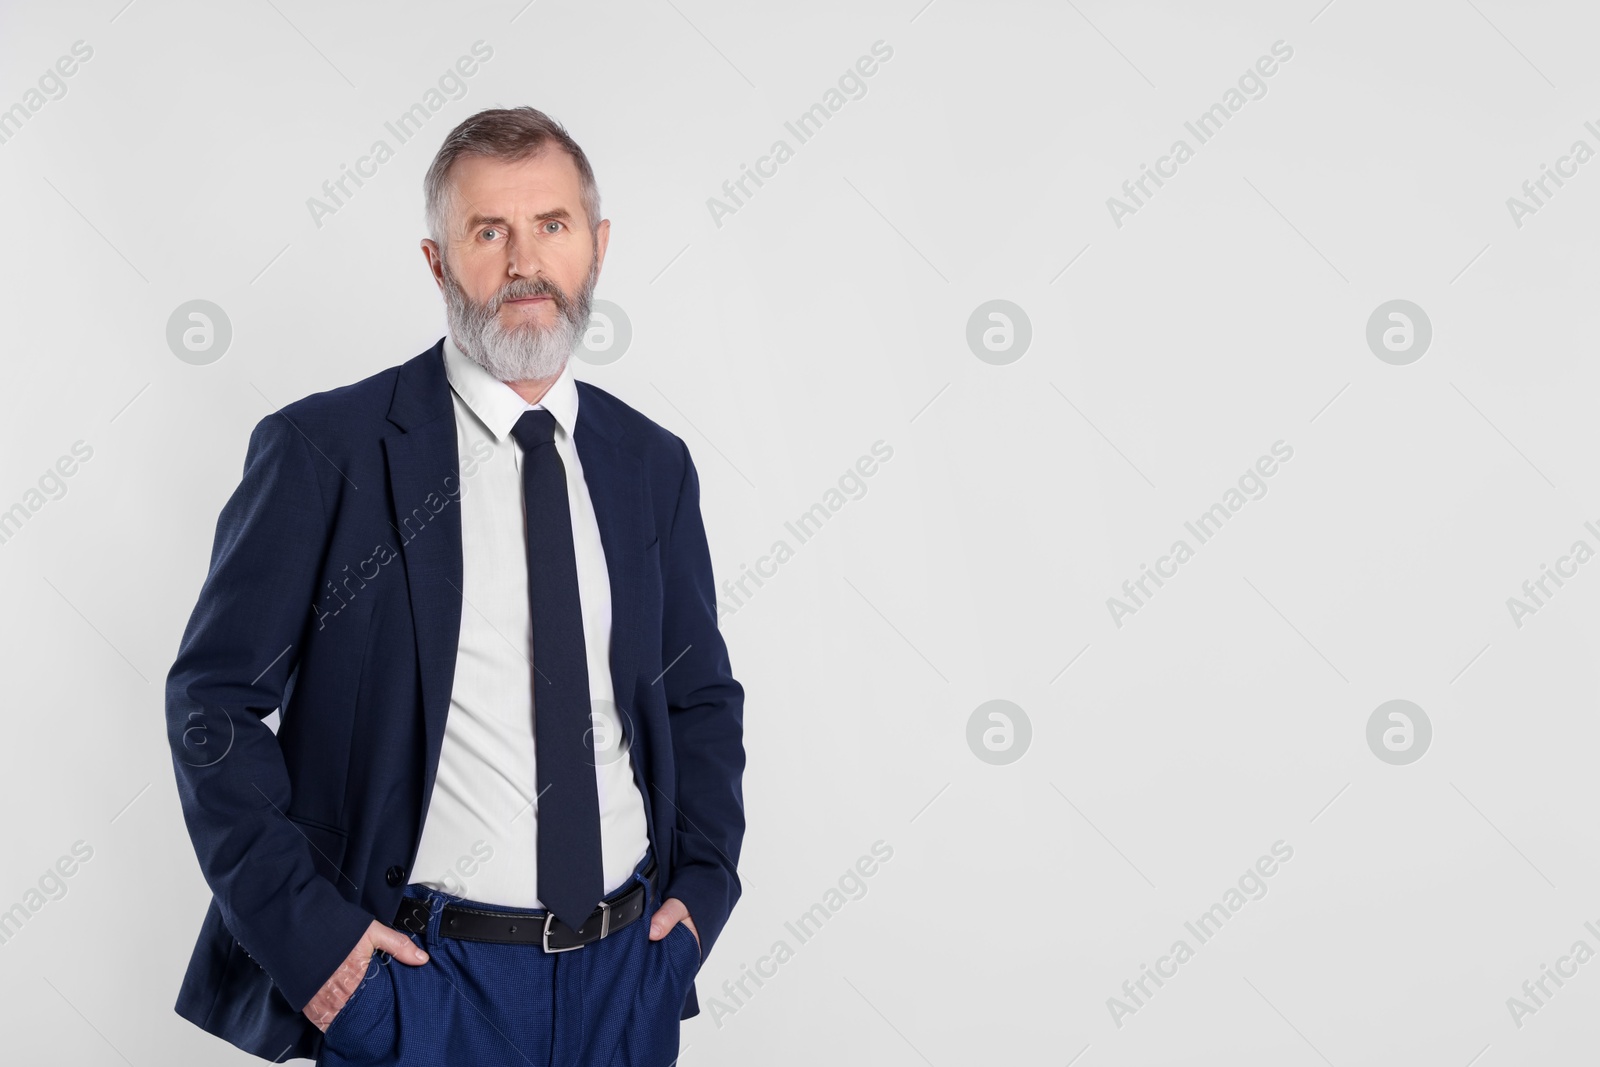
[{"xmin": 510, "ymin": 408, "xmax": 604, "ymax": 931}]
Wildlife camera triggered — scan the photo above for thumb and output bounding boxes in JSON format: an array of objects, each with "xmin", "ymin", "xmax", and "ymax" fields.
[
  {"xmin": 648, "ymin": 898, "xmax": 688, "ymax": 940},
  {"xmin": 369, "ymin": 923, "xmax": 430, "ymax": 966}
]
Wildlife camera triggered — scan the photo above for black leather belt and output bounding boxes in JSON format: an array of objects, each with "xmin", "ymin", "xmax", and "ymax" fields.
[{"xmin": 392, "ymin": 857, "xmax": 656, "ymax": 952}]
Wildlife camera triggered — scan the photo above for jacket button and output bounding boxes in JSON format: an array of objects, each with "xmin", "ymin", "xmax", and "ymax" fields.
[{"xmin": 385, "ymin": 866, "xmax": 406, "ymax": 887}]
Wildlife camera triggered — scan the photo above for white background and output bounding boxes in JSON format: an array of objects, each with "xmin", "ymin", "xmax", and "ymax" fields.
[{"xmin": 2, "ymin": 1, "xmax": 1598, "ymax": 1064}]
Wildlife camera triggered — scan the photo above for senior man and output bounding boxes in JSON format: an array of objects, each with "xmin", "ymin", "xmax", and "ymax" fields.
[{"xmin": 166, "ymin": 107, "xmax": 746, "ymax": 1066}]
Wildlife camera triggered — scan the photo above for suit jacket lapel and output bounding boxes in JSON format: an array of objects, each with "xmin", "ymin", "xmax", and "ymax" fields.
[
  {"xmin": 574, "ymin": 381, "xmax": 648, "ymax": 750},
  {"xmin": 384, "ymin": 342, "xmax": 465, "ymax": 814}
]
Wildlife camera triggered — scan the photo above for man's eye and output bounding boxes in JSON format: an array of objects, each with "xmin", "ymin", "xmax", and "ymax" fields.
[
  {"xmin": 481, "ymin": 228, "xmax": 500, "ymax": 241},
  {"xmin": 543, "ymin": 221, "xmax": 562, "ymax": 234}
]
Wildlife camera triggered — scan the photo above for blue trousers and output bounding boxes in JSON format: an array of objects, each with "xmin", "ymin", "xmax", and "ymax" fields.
[{"xmin": 317, "ymin": 850, "xmax": 699, "ymax": 1067}]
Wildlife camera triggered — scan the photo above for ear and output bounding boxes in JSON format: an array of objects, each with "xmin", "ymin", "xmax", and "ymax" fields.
[
  {"xmin": 420, "ymin": 239, "xmax": 445, "ymax": 290},
  {"xmin": 593, "ymin": 218, "xmax": 610, "ymax": 276}
]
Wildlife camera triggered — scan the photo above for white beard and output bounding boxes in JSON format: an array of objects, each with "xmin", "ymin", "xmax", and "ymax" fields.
[{"xmin": 441, "ymin": 256, "xmax": 597, "ymax": 382}]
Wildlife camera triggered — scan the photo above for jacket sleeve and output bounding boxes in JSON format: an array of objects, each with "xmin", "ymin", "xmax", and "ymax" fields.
[
  {"xmin": 657, "ymin": 436, "xmax": 747, "ymax": 965},
  {"xmin": 165, "ymin": 412, "xmax": 376, "ymax": 1012}
]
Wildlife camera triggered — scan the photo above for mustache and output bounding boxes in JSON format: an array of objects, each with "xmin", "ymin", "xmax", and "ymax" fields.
[{"xmin": 489, "ymin": 276, "xmax": 568, "ymax": 315}]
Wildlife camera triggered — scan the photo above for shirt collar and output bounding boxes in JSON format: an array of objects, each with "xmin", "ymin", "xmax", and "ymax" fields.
[{"xmin": 442, "ymin": 333, "xmax": 580, "ymax": 443}]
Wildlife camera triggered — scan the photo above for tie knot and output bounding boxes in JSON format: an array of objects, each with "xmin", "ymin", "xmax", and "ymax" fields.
[{"xmin": 511, "ymin": 409, "xmax": 558, "ymax": 450}]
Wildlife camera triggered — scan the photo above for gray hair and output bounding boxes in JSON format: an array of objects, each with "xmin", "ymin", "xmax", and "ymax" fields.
[{"xmin": 423, "ymin": 107, "xmax": 602, "ymax": 245}]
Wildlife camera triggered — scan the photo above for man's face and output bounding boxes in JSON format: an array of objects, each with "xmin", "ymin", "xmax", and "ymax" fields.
[{"xmin": 423, "ymin": 148, "xmax": 610, "ymax": 382}]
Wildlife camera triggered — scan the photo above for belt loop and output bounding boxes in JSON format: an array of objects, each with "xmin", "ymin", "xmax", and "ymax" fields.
[
  {"xmin": 425, "ymin": 890, "xmax": 446, "ymax": 948},
  {"xmin": 633, "ymin": 849, "xmax": 654, "ymax": 902}
]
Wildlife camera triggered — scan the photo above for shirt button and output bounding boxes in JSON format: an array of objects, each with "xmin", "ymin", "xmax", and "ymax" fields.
[{"xmin": 385, "ymin": 866, "xmax": 407, "ymax": 887}]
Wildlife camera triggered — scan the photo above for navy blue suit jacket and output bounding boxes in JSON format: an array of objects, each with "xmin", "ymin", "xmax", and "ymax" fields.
[{"xmin": 166, "ymin": 339, "xmax": 746, "ymax": 1062}]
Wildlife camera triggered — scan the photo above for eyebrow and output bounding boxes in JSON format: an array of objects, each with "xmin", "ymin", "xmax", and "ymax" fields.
[{"xmin": 464, "ymin": 207, "xmax": 574, "ymax": 230}]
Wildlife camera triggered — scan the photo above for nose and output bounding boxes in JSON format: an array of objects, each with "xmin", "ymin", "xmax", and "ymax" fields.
[{"xmin": 504, "ymin": 230, "xmax": 545, "ymax": 282}]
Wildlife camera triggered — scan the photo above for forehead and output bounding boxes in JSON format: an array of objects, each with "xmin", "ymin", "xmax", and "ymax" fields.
[{"xmin": 446, "ymin": 149, "xmax": 584, "ymax": 223}]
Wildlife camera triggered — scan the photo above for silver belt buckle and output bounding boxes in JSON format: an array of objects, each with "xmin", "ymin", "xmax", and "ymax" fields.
[{"xmin": 542, "ymin": 899, "xmax": 608, "ymax": 952}]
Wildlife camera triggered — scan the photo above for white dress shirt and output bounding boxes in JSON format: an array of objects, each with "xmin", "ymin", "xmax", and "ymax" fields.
[{"xmin": 409, "ymin": 334, "xmax": 650, "ymax": 907}]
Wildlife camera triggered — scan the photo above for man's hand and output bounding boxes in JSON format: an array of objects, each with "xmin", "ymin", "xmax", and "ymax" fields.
[
  {"xmin": 648, "ymin": 896, "xmax": 700, "ymax": 958},
  {"xmin": 302, "ymin": 920, "xmax": 430, "ymax": 1032}
]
